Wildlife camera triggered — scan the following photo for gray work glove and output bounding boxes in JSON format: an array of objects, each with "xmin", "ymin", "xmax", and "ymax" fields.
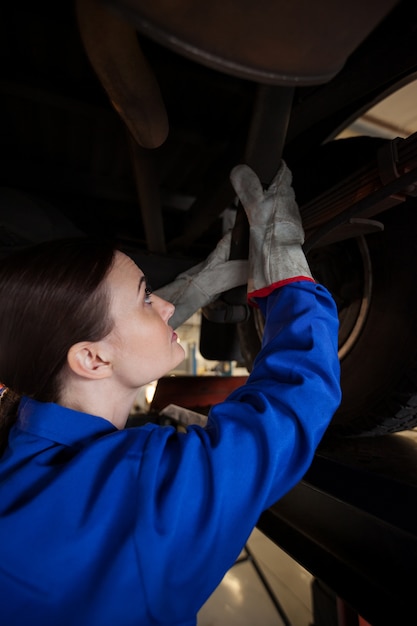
[
  {"xmin": 155, "ymin": 230, "xmax": 248, "ymax": 329},
  {"xmin": 230, "ymin": 160, "xmax": 313, "ymax": 302}
]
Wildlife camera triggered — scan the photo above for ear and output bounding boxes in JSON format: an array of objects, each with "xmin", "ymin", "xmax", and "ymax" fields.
[{"xmin": 67, "ymin": 342, "xmax": 113, "ymax": 380}]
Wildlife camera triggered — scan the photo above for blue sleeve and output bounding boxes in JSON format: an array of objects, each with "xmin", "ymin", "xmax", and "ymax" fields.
[{"xmin": 134, "ymin": 281, "xmax": 341, "ymax": 621}]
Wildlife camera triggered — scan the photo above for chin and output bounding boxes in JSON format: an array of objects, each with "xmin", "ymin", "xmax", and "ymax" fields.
[{"xmin": 175, "ymin": 344, "xmax": 186, "ymax": 365}]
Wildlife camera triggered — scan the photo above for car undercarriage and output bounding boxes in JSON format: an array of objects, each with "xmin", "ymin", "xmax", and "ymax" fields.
[{"xmin": 2, "ymin": 0, "xmax": 417, "ymax": 435}]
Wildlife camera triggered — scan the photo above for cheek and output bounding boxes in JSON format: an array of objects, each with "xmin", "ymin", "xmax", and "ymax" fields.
[{"xmin": 112, "ymin": 319, "xmax": 145, "ymax": 360}]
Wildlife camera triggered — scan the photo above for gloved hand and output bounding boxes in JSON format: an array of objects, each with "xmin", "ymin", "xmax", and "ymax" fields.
[
  {"xmin": 230, "ymin": 160, "xmax": 314, "ymax": 302},
  {"xmin": 155, "ymin": 230, "xmax": 248, "ymax": 329}
]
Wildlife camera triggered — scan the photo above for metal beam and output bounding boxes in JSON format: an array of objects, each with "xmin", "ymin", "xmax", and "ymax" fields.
[{"xmin": 257, "ymin": 431, "xmax": 417, "ymax": 624}]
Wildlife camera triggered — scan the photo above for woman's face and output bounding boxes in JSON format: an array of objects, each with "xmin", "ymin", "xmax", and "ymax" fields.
[{"xmin": 104, "ymin": 251, "xmax": 185, "ymax": 389}]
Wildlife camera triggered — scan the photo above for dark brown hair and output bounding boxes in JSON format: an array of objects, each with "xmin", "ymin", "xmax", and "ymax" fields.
[{"xmin": 0, "ymin": 237, "xmax": 116, "ymax": 451}]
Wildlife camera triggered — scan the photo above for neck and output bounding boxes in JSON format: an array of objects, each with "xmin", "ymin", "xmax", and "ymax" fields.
[{"xmin": 59, "ymin": 378, "xmax": 136, "ymax": 429}]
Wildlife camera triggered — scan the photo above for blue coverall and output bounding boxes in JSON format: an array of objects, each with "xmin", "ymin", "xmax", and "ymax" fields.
[{"xmin": 0, "ymin": 282, "xmax": 341, "ymax": 625}]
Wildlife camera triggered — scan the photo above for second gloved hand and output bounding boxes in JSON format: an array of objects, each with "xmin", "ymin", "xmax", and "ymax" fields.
[
  {"xmin": 230, "ymin": 161, "xmax": 314, "ymax": 302},
  {"xmin": 155, "ymin": 230, "xmax": 248, "ymax": 329}
]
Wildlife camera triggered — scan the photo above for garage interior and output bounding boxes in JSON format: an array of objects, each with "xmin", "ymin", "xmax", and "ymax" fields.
[{"xmin": 3, "ymin": 1, "xmax": 417, "ymax": 624}]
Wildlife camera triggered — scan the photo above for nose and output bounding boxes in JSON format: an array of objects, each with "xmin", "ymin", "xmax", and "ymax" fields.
[{"xmin": 154, "ymin": 294, "xmax": 175, "ymax": 322}]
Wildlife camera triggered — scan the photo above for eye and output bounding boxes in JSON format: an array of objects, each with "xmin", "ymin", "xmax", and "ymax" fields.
[{"xmin": 144, "ymin": 284, "xmax": 153, "ymax": 304}]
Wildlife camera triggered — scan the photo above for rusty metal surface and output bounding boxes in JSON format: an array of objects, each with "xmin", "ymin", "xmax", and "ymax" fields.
[{"xmin": 105, "ymin": 0, "xmax": 399, "ymax": 84}]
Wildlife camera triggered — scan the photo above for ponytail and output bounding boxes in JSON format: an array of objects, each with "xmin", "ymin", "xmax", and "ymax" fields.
[{"xmin": 0, "ymin": 387, "xmax": 21, "ymax": 454}]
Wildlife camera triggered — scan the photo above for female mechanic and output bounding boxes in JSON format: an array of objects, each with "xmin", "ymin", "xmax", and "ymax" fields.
[{"xmin": 0, "ymin": 162, "xmax": 341, "ymax": 625}]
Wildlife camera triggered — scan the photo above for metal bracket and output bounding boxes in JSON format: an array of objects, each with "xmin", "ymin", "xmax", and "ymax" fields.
[
  {"xmin": 377, "ymin": 137, "xmax": 417, "ymax": 197},
  {"xmin": 202, "ymin": 299, "xmax": 250, "ymax": 324}
]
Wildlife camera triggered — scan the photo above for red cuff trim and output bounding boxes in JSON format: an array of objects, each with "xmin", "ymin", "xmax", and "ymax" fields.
[{"xmin": 248, "ymin": 276, "xmax": 315, "ymax": 306}]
